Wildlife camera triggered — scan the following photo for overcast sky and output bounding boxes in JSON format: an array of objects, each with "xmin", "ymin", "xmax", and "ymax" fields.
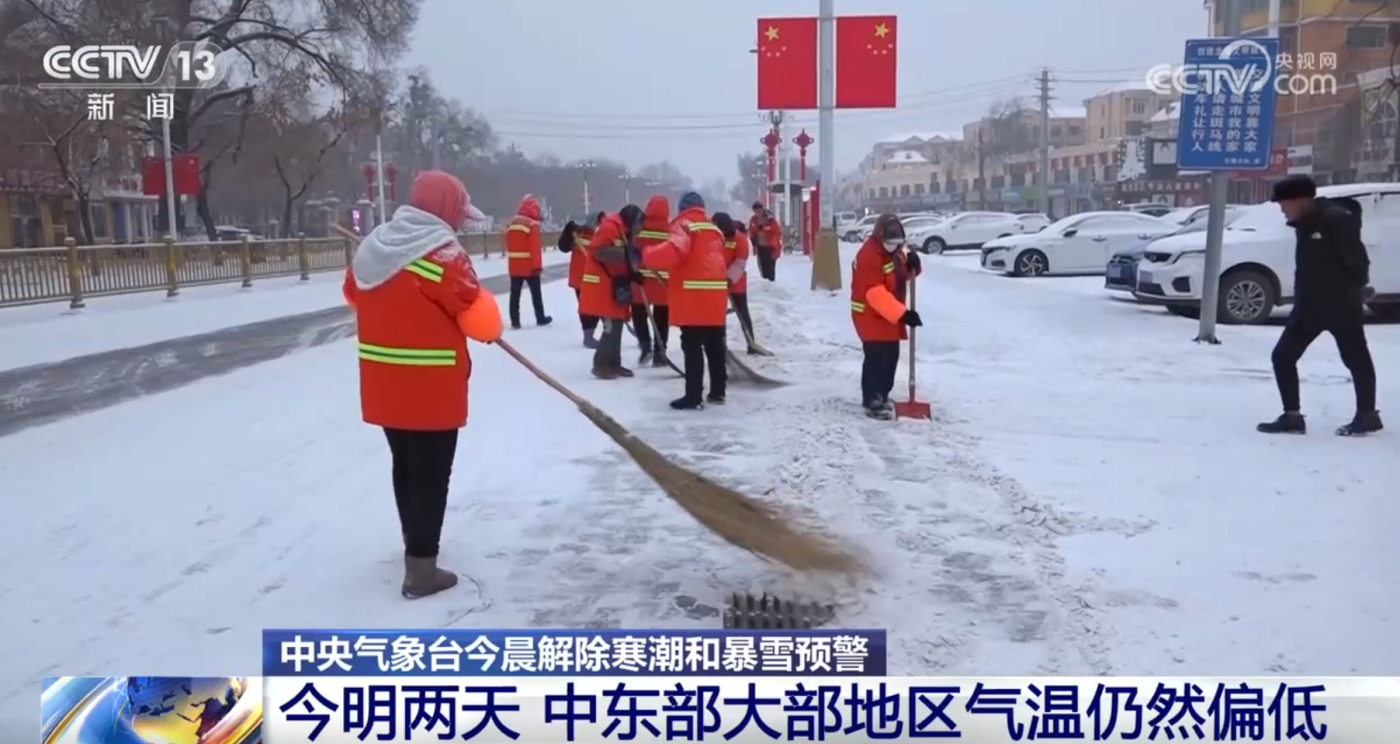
[{"xmin": 407, "ymin": 0, "xmax": 1208, "ymax": 184}]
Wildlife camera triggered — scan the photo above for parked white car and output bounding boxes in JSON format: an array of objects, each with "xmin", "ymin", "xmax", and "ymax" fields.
[
  {"xmin": 979, "ymin": 211, "xmax": 1176, "ymax": 276},
  {"xmin": 1016, "ymin": 213, "xmax": 1051, "ymax": 233},
  {"xmin": 910, "ymin": 211, "xmax": 1022, "ymax": 254},
  {"xmin": 1134, "ymin": 182, "xmax": 1400, "ymax": 324},
  {"xmin": 856, "ymin": 214, "xmax": 942, "ymax": 242}
]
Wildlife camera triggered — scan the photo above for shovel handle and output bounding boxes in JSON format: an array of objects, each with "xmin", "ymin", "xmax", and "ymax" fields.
[{"xmin": 906, "ymin": 273, "xmax": 917, "ymax": 392}]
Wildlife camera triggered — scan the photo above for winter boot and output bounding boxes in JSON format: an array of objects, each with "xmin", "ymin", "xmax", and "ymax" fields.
[
  {"xmin": 670, "ymin": 396, "xmax": 704, "ymax": 410},
  {"xmin": 639, "ymin": 348, "xmax": 653, "ymax": 366},
  {"xmin": 1336, "ymin": 410, "xmax": 1383, "ymax": 436},
  {"xmin": 402, "ymin": 555, "xmax": 458, "ymax": 599},
  {"xmin": 706, "ymin": 392, "xmax": 725, "ymax": 405},
  {"xmin": 592, "ymin": 366, "xmax": 619, "ymax": 380},
  {"xmin": 511, "ymin": 320, "xmax": 522, "ymax": 330},
  {"xmin": 652, "ymin": 346, "xmax": 669, "ymax": 367},
  {"xmin": 1257, "ymin": 412, "xmax": 1306, "ymax": 434},
  {"xmin": 583, "ymin": 331, "xmax": 598, "ymax": 349},
  {"xmin": 615, "ymin": 366, "xmax": 635, "ymax": 378},
  {"xmin": 864, "ymin": 399, "xmax": 893, "ymax": 420},
  {"xmin": 537, "ymin": 315, "xmax": 553, "ymax": 327}
]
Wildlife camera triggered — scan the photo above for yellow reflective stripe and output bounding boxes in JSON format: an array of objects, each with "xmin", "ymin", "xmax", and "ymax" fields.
[
  {"xmin": 638, "ymin": 269, "xmax": 657, "ymax": 277},
  {"xmin": 657, "ymin": 271, "xmax": 669, "ymax": 278},
  {"xmin": 724, "ymin": 241, "xmax": 736, "ymax": 249},
  {"xmin": 613, "ymin": 239, "xmax": 625, "ymax": 246},
  {"xmin": 638, "ymin": 269, "xmax": 672, "ymax": 279},
  {"xmin": 357, "ymin": 343, "xmax": 457, "ymax": 366},
  {"xmin": 882, "ymin": 262, "xmax": 895, "ymax": 274},
  {"xmin": 681, "ymin": 280, "xmax": 728, "ymax": 290},
  {"xmin": 638, "ymin": 230, "xmax": 669, "ymax": 239},
  {"xmin": 506, "ymin": 252, "xmax": 531, "ymax": 258},
  {"xmin": 507, "ymin": 224, "xmax": 531, "ymax": 233},
  {"xmin": 851, "ymin": 302, "xmax": 866, "ymax": 313},
  {"xmin": 582, "ymin": 274, "xmax": 602, "ymax": 283},
  {"xmin": 406, "ymin": 259, "xmax": 444, "ymax": 282},
  {"xmin": 688, "ymin": 222, "xmax": 720, "ymax": 232}
]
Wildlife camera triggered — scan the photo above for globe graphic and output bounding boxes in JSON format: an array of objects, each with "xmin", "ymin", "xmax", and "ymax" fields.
[{"xmin": 122, "ymin": 677, "xmax": 247, "ymax": 744}]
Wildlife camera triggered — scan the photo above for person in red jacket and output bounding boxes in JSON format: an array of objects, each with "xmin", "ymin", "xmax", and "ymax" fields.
[
  {"xmin": 850, "ymin": 214, "xmax": 923, "ymax": 420},
  {"xmin": 718, "ymin": 217, "xmax": 760, "ymax": 354},
  {"xmin": 643, "ymin": 192, "xmax": 729, "ymax": 409},
  {"xmin": 503, "ymin": 194, "xmax": 552, "ymax": 329},
  {"xmin": 633, "ymin": 194, "xmax": 671, "ymax": 366},
  {"xmin": 749, "ymin": 202, "xmax": 782, "ymax": 281},
  {"xmin": 559, "ymin": 211, "xmax": 606, "ymax": 347},
  {"xmin": 341, "ymin": 170, "xmax": 503, "ymax": 598},
  {"xmin": 579, "ymin": 204, "xmax": 646, "ymax": 378}
]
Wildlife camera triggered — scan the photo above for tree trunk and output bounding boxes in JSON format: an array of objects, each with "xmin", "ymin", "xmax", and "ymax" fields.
[{"xmin": 75, "ymin": 193, "xmax": 95, "ymax": 245}]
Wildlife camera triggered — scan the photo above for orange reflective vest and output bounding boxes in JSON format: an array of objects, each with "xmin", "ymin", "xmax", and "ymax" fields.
[
  {"xmin": 578, "ymin": 214, "xmax": 632, "ymax": 320},
  {"xmin": 666, "ymin": 212, "xmax": 729, "ymax": 327}
]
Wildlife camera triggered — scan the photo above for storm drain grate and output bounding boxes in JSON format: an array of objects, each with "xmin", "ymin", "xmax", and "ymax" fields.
[{"xmin": 722, "ymin": 592, "xmax": 835, "ymax": 629}]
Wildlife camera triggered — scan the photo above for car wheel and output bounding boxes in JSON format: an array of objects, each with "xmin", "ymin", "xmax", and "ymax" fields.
[
  {"xmin": 1165, "ymin": 305, "xmax": 1200, "ymax": 319},
  {"xmin": 1013, "ymin": 249, "xmax": 1048, "ymax": 276},
  {"xmin": 922, "ymin": 236, "xmax": 946, "ymax": 254},
  {"xmin": 1218, "ymin": 269, "xmax": 1274, "ymax": 325}
]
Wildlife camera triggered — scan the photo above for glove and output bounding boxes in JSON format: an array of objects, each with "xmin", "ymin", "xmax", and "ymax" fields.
[
  {"xmin": 900, "ymin": 310, "xmax": 922, "ymax": 327},
  {"xmin": 905, "ymin": 251, "xmax": 921, "ymax": 272}
]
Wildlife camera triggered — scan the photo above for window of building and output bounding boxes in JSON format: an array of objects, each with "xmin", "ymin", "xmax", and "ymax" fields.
[
  {"xmin": 1050, "ymin": 126, "xmax": 1062, "ymax": 137},
  {"xmin": 1347, "ymin": 26, "xmax": 1387, "ymax": 49},
  {"xmin": 1100, "ymin": 126, "xmax": 1106, "ymax": 139},
  {"xmin": 868, "ymin": 189, "xmax": 876, "ymax": 199},
  {"xmin": 929, "ymin": 180, "xmax": 941, "ymax": 194},
  {"xmin": 878, "ymin": 186, "xmax": 889, "ymax": 198},
  {"xmin": 89, "ymin": 204, "xmax": 109, "ymax": 238},
  {"xmin": 914, "ymin": 183, "xmax": 925, "ymax": 195},
  {"xmin": 1030, "ymin": 125, "xmax": 1040, "ymax": 139},
  {"xmin": 899, "ymin": 184, "xmax": 911, "ymax": 196},
  {"xmin": 1069, "ymin": 125, "xmax": 1082, "ymax": 136},
  {"xmin": 1131, "ymin": 98, "xmax": 1146, "ymax": 115},
  {"xmin": 1103, "ymin": 165, "xmax": 1117, "ymax": 181}
]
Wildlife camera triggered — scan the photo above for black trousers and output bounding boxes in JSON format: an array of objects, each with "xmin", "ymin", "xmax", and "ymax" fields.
[
  {"xmin": 1271, "ymin": 311, "xmax": 1377, "ymax": 413},
  {"xmin": 508, "ymin": 274, "xmax": 547, "ymax": 326},
  {"xmin": 593, "ymin": 317, "xmax": 625, "ymax": 368},
  {"xmin": 383, "ymin": 428, "xmax": 459, "ymax": 559},
  {"xmin": 729, "ymin": 292, "xmax": 755, "ymax": 344},
  {"xmin": 756, "ymin": 250, "xmax": 776, "ymax": 281},
  {"xmin": 680, "ymin": 325, "xmax": 727, "ymax": 400},
  {"xmin": 574, "ymin": 289, "xmax": 598, "ymax": 332},
  {"xmin": 630, "ymin": 303, "xmax": 670, "ymax": 350},
  {"xmin": 861, "ymin": 341, "xmax": 901, "ymax": 405}
]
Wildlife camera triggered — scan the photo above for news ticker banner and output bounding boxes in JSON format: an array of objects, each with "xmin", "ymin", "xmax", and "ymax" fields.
[{"xmin": 43, "ymin": 674, "xmax": 1400, "ymax": 742}]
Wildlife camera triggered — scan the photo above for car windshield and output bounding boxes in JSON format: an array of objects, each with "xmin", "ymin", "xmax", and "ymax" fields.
[
  {"xmin": 1224, "ymin": 202, "xmax": 1288, "ymax": 232},
  {"xmin": 1044, "ymin": 214, "xmax": 1092, "ymax": 234},
  {"xmin": 1160, "ymin": 207, "xmax": 1198, "ymax": 224}
]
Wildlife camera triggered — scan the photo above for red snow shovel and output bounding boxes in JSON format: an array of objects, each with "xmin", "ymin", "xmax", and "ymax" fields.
[{"xmin": 893, "ymin": 273, "xmax": 931, "ymax": 420}]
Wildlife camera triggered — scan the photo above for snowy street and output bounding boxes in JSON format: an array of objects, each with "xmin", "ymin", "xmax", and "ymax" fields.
[{"xmin": 3, "ymin": 246, "xmax": 1397, "ymax": 727}]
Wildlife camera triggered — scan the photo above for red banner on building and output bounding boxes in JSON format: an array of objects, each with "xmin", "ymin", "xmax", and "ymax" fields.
[
  {"xmin": 835, "ymin": 15, "xmax": 897, "ymax": 108},
  {"xmin": 756, "ymin": 17, "xmax": 818, "ymax": 110},
  {"xmin": 142, "ymin": 154, "xmax": 201, "ymax": 196}
]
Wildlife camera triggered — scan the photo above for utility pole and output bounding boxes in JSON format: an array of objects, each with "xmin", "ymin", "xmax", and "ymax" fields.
[
  {"xmin": 576, "ymin": 161, "xmax": 595, "ymax": 215},
  {"xmin": 619, "ymin": 171, "xmax": 631, "ymax": 205},
  {"xmin": 430, "ymin": 127, "xmax": 440, "ymax": 170},
  {"xmin": 976, "ymin": 129, "xmax": 987, "ymax": 211},
  {"xmin": 1036, "ymin": 68, "xmax": 1052, "ymax": 217},
  {"xmin": 812, "ymin": 0, "xmax": 841, "ymax": 290},
  {"xmin": 1196, "ymin": 0, "xmax": 1240, "ymax": 344}
]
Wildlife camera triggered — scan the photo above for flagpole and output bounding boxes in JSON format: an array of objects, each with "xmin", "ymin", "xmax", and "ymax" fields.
[{"xmin": 812, "ymin": 0, "xmax": 841, "ymax": 290}]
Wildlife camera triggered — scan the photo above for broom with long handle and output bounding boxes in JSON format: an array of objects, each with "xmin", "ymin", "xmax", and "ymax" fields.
[{"xmin": 335, "ymin": 226, "xmax": 865, "ymax": 574}]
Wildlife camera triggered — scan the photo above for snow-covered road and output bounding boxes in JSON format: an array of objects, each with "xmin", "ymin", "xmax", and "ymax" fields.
[{"xmin": 1, "ymin": 246, "xmax": 1394, "ymax": 728}]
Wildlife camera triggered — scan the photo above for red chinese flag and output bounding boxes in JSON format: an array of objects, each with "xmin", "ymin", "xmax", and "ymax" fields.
[
  {"xmin": 756, "ymin": 17, "xmax": 818, "ymax": 110},
  {"xmin": 172, "ymin": 154, "xmax": 200, "ymax": 195},
  {"xmin": 835, "ymin": 15, "xmax": 897, "ymax": 109},
  {"xmin": 141, "ymin": 157, "xmax": 163, "ymax": 196}
]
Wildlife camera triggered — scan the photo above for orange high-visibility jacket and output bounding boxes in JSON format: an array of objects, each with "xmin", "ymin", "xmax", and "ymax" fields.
[
  {"xmin": 725, "ymin": 230, "xmax": 751, "ymax": 294},
  {"xmin": 635, "ymin": 195, "xmax": 671, "ymax": 305},
  {"xmin": 503, "ymin": 195, "xmax": 542, "ymax": 277},
  {"xmin": 643, "ymin": 207, "xmax": 729, "ymax": 327},
  {"xmin": 850, "ymin": 226, "xmax": 921, "ymax": 343},
  {"xmin": 577, "ymin": 212, "xmax": 632, "ymax": 320}
]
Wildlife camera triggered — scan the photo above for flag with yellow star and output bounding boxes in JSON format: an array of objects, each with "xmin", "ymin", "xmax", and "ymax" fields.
[
  {"xmin": 756, "ymin": 17, "xmax": 818, "ymax": 110},
  {"xmin": 836, "ymin": 15, "xmax": 897, "ymax": 108}
]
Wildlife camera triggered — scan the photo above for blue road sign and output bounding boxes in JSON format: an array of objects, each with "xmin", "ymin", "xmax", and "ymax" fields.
[{"xmin": 1175, "ymin": 37, "xmax": 1279, "ymax": 171}]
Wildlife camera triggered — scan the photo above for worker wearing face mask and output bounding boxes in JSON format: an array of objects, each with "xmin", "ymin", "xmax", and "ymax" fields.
[{"xmin": 849, "ymin": 213, "xmax": 922, "ymax": 419}]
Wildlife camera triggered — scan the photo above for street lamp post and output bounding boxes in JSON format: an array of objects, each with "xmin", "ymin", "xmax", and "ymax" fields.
[
  {"xmin": 619, "ymin": 171, "xmax": 631, "ymax": 205},
  {"xmin": 576, "ymin": 161, "xmax": 595, "ymax": 214},
  {"xmin": 151, "ymin": 15, "xmax": 181, "ymax": 239}
]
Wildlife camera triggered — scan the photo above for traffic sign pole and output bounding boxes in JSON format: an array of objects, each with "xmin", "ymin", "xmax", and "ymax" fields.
[{"xmin": 1174, "ymin": 1, "xmax": 1276, "ymax": 343}]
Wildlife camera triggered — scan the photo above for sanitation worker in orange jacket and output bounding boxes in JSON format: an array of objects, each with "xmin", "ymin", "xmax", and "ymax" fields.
[
  {"xmin": 559, "ymin": 211, "xmax": 606, "ymax": 347},
  {"xmin": 749, "ymin": 202, "xmax": 782, "ymax": 281},
  {"xmin": 643, "ymin": 192, "xmax": 729, "ymax": 409},
  {"xmin": 851, "ymin": 213, "xmax": 923, "ymax": 420},
  {"xmin": 503, "ymin": 194, "xmax": 552, "ymax": 329},
  {"xmin": 341, "ymin": 170, "xmax": 503, "ymax": 598},
  {"xmin": 721, "ymin": 218, "xmax": 761, "ymax": 354},
  {"xmin": 579, "ymin": 204, "xmax": 646, "ymax": 378},
  {"xmin": 632, "ymin": 194, "xmax": 672, "ymax": 367}
]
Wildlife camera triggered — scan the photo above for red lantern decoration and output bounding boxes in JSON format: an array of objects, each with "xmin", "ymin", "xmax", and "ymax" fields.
[
  {"xmin": 362, "ymin": 163, "xmax": 375, "ymax": 202},
  {"xmin": 794, "ymin": 129, "xmax": 814, "ymax": 182},
  {"xmin": 384, "ymin": 163, "xmax": 398, "ymax": 202},
  {"xmin": 760, "ymin": 129, "xmax": 782, "ymax": 208}
]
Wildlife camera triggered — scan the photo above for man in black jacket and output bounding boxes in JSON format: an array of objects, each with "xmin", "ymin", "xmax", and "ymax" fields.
[{"xmin": 1258, "ymin": 175, "xmax": 1382, "ymax": 436}]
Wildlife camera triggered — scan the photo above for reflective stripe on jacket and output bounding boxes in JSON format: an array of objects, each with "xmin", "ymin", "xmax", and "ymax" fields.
[
  {"xmin": 667, "ymin": 213, "xmax": 729, "ymax": 327},
  {"xmin": 503, "ymin": 218, "xmax": 542, "ymax": 277}
]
